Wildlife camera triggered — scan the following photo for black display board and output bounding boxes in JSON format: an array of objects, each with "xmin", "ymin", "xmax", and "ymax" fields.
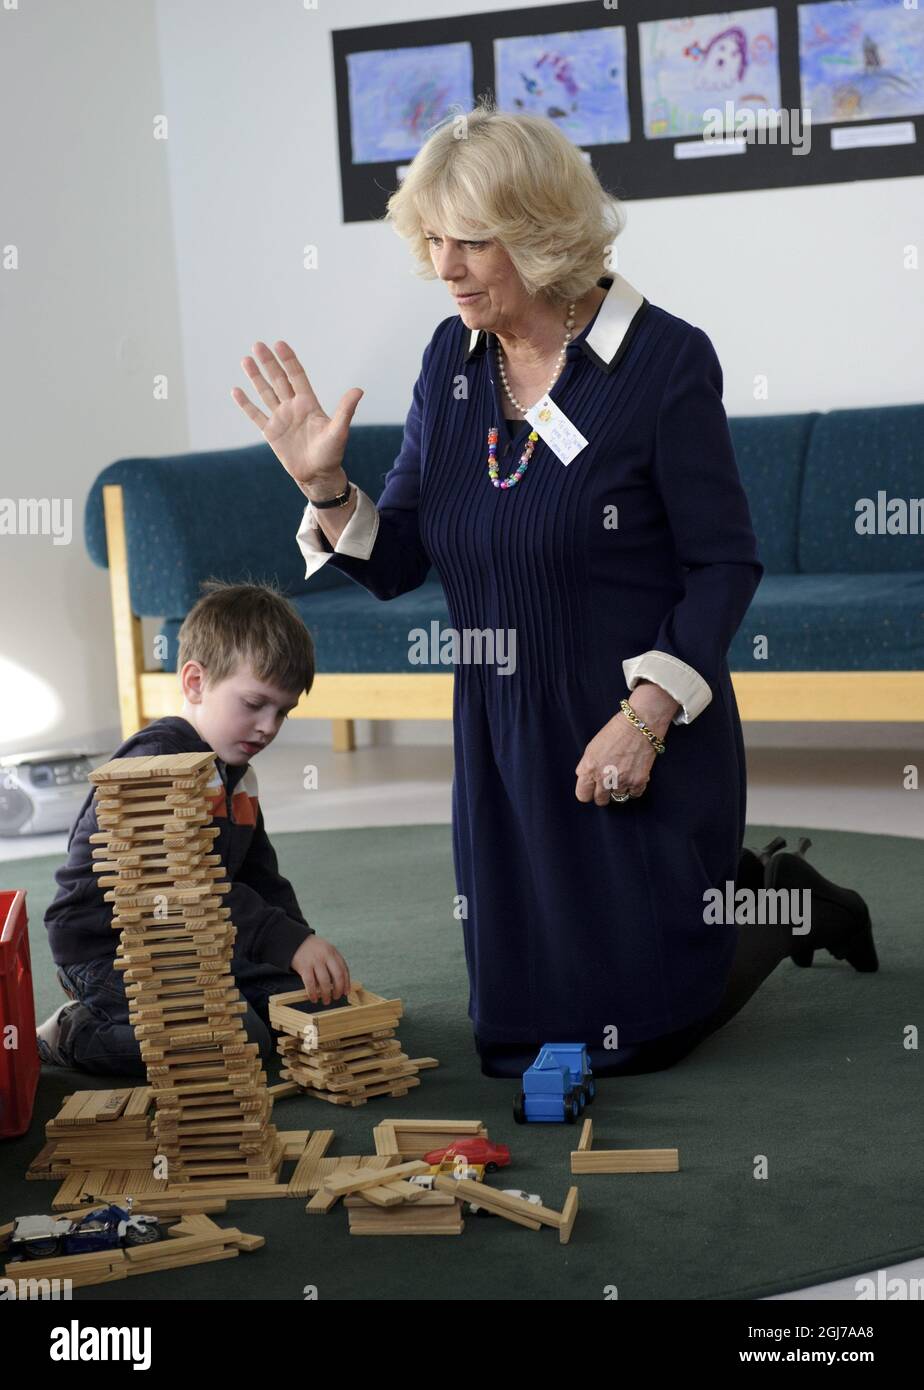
[{"xmin": 332, "ymin": 0, "xmax": 924, "ymax": 222}]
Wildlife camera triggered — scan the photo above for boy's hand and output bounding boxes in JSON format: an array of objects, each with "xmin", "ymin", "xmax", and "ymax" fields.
[{"xmin": 289, "ymin": 935, "xmax": 351, "ymax": 1006}]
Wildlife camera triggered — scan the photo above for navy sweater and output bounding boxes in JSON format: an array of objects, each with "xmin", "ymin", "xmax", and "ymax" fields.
[{"xmin": 45, "ymin": 716, "xmax": 313, "ymax": 970}]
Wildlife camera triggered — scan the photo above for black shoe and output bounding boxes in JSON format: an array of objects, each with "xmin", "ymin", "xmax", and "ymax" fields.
[
  {"xmin": 764, "ymin": 837, "xmax": 879, "ymax": 972},
  {"xmin": 737, "ymin": 835, "xmax": 788, "ymax": 892}
]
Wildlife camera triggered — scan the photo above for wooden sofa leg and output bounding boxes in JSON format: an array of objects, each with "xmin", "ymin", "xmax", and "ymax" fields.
[
  {"xmin": 103, "ymin": 483, "xmax": 145, "ymax": 739},
  {"xmin": 331, "ymin": 719, "xmax": 356, "ymax": 752}
]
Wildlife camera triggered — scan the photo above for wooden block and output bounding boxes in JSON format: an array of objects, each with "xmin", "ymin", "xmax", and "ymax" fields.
[
  {"xmin": 53, "ymin": 1171, "xmax": 90, "ymax": 1208},
  {"xmin": 570, "ymin": 1148, "xmax": 680, "ymax": 1174},
  {"xmin": 345, "ymin": 1187, "xmax": 464, "ymax": 1235},
  {"xmin": 348, "ymin": 1217, "xmax": 463, "ymax": 1236},
  {"xmin": 270, "ymin": 1082, "xmax": 301, "ymax": 1101},
  {"xmin": 432, "ymin": 1176, "xmax": 565, "ymax": 1233},
  {"xmin": 372, "ymin": 1119, "xmax": 487, "ymax": 1158},
  {"xmin": 4, "ymin": 1247, "xmax": 124, "ymax": 1280},
  {"xmin": 355, "ymin": 1183, "xmax": 408, "ymax": 1208},
  {"xmin": 323, "ymin": 1160, "xmax": 430, "ymax": 1197},
  {"xmin": 372, "ymin": 1122, "xmax": 398, "ymax": 1156},
  {"xmin": 559, "ymin": 1186, "xmax": 579, "ymax": 1245},
  {"xmin": 348, "ymin": 1225, "xmax": 463, "ymax": 1236},
  {"xmin": 280, "ymin": 1073, "xmax": 421, "ymax": 1107},
  {"xmin": 305, "ymin": 1154, "xmax": 390, "ymax": 1212},
  {"xmin": 286, "ymin": 1130, "xmax": 335, "ymax": 1198},
  {"xmin": 360, "ymin": 1179, "xmax": 428, "ymax": 1207},
  {"xmin": 27, "ymin": 1140, "xmax": 60, "ymax": 1175},
  {"xmin": 123, "ymin": 1228, "xmax": 245, "ymax": 1263},
  {"xmin": 124, "ymin": 1247, "xmax": 238, "ymax": 1276}
]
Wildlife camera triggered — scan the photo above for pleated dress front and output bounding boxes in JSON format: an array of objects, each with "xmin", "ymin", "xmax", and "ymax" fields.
[{"xmin": 305, "ymin": 273, "xmax": 764, "ymax": 1050}]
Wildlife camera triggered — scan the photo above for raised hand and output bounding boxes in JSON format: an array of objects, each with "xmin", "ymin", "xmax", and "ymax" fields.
[{"xmin": 231, "ymin": 340, "xmax": 363, "ymax": 487}]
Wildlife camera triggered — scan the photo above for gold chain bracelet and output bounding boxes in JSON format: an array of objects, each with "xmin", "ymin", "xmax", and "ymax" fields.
[{"xmin": 619, "ymin": 699, "xmax": 666, "ymax": 755}]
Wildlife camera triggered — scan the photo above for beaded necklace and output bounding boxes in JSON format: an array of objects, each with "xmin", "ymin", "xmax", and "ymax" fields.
[{"xmin": 487, "ymin": 301, "xmax": 576, "ymax": 489}]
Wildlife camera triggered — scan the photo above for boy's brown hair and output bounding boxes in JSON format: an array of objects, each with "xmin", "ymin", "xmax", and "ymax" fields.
[{"xmin": 176, "ymin": 580, "xmax": 315, "ymax": 697}]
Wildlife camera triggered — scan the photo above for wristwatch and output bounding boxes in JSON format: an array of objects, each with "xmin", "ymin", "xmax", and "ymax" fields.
[{"xmin": 308, "ymin": 481, "xmax": 354, "ymax": 510}]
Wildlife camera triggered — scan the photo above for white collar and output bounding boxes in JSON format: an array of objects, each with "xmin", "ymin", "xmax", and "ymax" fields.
[{"xmin": 463, "ymin": 272, "xmax": 649, "ymax": 374}]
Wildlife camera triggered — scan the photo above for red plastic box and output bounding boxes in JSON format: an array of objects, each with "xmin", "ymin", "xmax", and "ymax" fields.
[{"xmin": 0, "ymin": 890, "xmax": 40, "ymax": 1138}]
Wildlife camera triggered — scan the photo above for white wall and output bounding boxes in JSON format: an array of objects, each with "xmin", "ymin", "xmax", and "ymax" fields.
[
  {"xmin": 0, "ymin": 0, "xmax": 188, "ymax": 755},
  {"xmin": 2, "ymin": 0, "xmax": 921, "ymax": 757}
]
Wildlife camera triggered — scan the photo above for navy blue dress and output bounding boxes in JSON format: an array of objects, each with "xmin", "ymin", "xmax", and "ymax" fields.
[{"xmin": 311, "ymin": 277, "xmax": 764, "ymax": 1049}]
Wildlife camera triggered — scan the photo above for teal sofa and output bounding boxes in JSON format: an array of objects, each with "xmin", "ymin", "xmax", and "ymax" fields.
[{"xmin": 85, "ymin": 403, "xmax": 924, "ymax": 742}]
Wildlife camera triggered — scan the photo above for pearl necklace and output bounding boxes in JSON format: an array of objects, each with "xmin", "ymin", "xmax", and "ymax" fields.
[{"xmin": 488, "ymin": 302, "xmax": 576, "ymax": 490}]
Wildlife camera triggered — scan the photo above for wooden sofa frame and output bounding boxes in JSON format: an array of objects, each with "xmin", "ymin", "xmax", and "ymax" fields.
[{"xmin": 102, "ymin": 484, "xmax": 924, "ymax": 746}]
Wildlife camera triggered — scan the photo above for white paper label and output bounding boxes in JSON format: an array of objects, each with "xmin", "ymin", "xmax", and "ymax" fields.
[{"xmin": 523, "ymin": 393, "xmax": 589, "ymax": 466}]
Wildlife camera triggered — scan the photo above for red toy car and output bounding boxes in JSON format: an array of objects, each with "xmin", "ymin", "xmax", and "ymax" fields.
[{"xmin": 423, "ymin": 1137, "xmax": 511, "ymax": 1173}]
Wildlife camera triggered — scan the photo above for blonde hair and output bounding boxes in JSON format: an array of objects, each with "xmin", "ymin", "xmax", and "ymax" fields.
[
  {"xmin": 177, "ymin": 580, "xmax": 315, "ymax": 696},
  {"xmin": 384, "ymin": 98, "xmax": 627, "ymax": 304}
]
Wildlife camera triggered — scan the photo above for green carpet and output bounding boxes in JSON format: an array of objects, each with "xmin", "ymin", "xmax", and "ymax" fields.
[{"xmin": 2, "ymin": 823, "xmax": 921, "ymax": 1301}]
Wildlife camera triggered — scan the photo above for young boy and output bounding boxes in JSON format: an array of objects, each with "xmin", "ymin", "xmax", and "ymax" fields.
[{"xmin": 37, "ymin": 580, "xmax": 351, "ymax": 1076}]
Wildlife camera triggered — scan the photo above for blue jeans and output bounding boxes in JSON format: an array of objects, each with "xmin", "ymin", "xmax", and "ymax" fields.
[{"xmin": 55, "ymin": 955, "xmax": 344, "ymax": 1078}]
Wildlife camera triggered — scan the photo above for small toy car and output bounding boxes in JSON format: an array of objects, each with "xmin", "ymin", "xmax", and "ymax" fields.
[
  {"xmin": 422, "ymin": 1137, "xmax": 511, "ymax": 1173},
  {"xmin": 513, "ymin": 1042, "xmax": 596, "ymax": 1124},
  {"xmin": 5, "ymin": 1199, "xmax": 162, "ymax": 1262},
  {"xmin": 467, "ymin": 1189, "xmax": 542, "ymax": 1217}
]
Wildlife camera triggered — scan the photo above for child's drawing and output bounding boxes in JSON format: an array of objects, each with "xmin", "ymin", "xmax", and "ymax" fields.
[
  {"xmin": 494, "ymin": 27, "xmax": 630, "ymax": 145},
  {"xmin": 640, "ymin": 9, "xmax": 782, "ymax": 139},
  {"xmin": 798, "ymin": 0, "xmax": 924, "ymax": 124},
  {"xmin": 347, "ymin": 43, "xmax": 474, "ymax": 163}
]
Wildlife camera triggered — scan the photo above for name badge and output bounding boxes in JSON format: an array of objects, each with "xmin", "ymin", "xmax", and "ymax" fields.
[{"xmin": 524, "ymin": 394, "xmax": 588, "ymax": 466}]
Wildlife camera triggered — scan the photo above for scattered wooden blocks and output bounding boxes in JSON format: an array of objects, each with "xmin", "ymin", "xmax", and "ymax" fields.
[
  {"xmin": 323, "ymin": 1159, "xmax": 431, "ymax": 1198},
  {"xmin": 314, "ymin": 1118, "xmax": 579, "ymax": 1242},
  {"xmin": 0, "ymin": 1211, "xmax": 263, "ymax": 1289},
  {"xmin": 433, "ymin": 1175, "xmax": 579, "ymax": 1244},
  {"xmin": 270, "ymin": 983, "xmax": 439, "ymax": 1106},
  {"xmin": 569, "ymin": 1118, "xmax": 680, "ymax": 1174}
]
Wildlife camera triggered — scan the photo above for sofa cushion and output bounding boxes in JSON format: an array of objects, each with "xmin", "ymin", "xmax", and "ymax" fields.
[
  {"xmin": 158, "ymin": 571, "xmax": 924, "ymax": 675},
  {"xmin": 728, "ymin": 413, "xmax": 815, "ymax": 574},
  {"xmin": 797, "ymin": 404, "xmax": 924, "ymax": 574},
  {"xmin": 729, "ymin": 571, "xmax": 924, "ymax": 670},
  {"xmin": 156, "ymin": 578, "xmax": 451, "ymax": 675},
  {"xmin": 84, "ymin": 427, "xmax": 411, "ymax": 614}
]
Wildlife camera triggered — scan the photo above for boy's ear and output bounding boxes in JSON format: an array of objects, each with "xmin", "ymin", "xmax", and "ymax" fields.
[{"xmin": 181, "ymin": 660, "xmax": 208, "ymax": 704}]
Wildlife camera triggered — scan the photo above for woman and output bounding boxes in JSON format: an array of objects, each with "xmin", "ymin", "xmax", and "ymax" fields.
[{"xmin": 232, "ymin": 106, "xmax": 876, "ymax": 1078}]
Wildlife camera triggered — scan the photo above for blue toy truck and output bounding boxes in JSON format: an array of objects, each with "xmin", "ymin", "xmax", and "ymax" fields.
[{"xmin": 513, "ymin": 1042, "xmax": 596, "ymax": 1124}]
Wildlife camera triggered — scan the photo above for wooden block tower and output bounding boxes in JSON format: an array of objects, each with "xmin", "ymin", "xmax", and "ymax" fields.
[{"xmin": 88, "ymin": 751, "xmax": 283, "ymax": 1186}]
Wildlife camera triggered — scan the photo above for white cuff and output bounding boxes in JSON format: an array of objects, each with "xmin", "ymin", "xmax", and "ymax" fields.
[
  {"xmin": 295, "ymin": 486, "xmax": 379, "ymax": 579},
  {"xmin": 622, "ymin": 650, "xmax": 712, "ymax": 725}
]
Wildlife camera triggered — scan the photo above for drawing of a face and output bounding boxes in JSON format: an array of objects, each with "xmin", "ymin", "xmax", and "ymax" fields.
[{"xmin": 696, "ymin": 27, "xmax": 749, "ymax": 90}]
